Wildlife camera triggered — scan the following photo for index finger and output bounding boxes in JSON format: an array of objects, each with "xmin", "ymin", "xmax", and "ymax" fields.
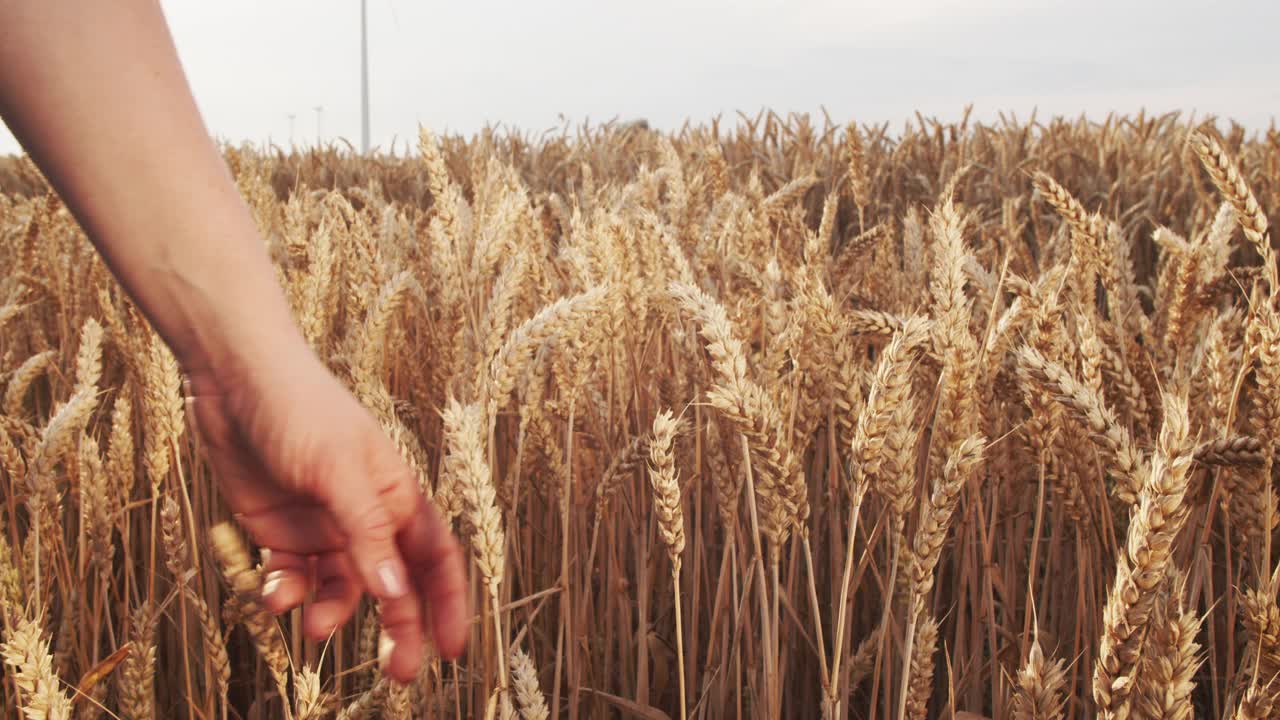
[{"xmin": 399, "ymin": 495, "xmax": 471, "ymax": 660}]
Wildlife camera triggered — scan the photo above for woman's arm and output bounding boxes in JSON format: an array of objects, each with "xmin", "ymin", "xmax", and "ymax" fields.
[
  {"xmin": 0, "ymin": 0, "xmax": 469, "ymax": 679},
  {"xmin": 0, "ymin": 0, "xmax": 298, "ymax": 376}
]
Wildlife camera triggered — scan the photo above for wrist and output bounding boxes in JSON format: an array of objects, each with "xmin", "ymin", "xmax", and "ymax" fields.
[
  {"xmin": 151, "ymin": 225, "xmax": 311, "ymax": 387},
  {"xmin": 180, "ymin": 307, "xmax": 320, "ymax": 412}
]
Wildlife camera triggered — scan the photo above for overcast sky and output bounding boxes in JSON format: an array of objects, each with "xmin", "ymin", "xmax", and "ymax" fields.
[{"xmin": 2, "ymin": 0, "xmax": 1277, "ymax": 155}]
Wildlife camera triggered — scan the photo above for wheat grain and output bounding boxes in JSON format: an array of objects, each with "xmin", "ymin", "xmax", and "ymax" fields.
[
  {"xmin": 2, "ymin": 613, "xmax": 72, "ymax": 720},
  {"xmin": 510, "ymin": 647, "xmax": 550, "ymax": 720},
  {"xmin": 1011, "ymin": 635, "xmax": 1068, "ymax": 720}
]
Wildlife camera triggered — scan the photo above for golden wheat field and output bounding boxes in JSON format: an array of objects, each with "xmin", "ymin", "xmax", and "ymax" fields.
[{"xmin": 2, "ymin": 111, "xmax": 1280, "ymax": 720}]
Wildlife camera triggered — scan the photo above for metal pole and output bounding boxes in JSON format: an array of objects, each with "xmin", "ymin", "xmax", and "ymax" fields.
[{"xmin": 361, "ymin": 0, "xmax": 370, "ymax": 154}]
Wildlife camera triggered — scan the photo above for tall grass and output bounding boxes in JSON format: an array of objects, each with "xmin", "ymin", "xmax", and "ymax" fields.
[{"xmin": 2, "ymin": 111, "xmax": 1279, "ymax": 719}]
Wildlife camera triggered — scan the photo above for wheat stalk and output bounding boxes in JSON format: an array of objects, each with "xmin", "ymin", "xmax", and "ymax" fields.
[
  {"xmin": 1188, "ymin": 131, "xmax": 1274, "ymax": 293},
  {"xmin": 648, "ymin": 409, "xmax": 687, "ymax": 720},
  {"xmin": 209, "ymin": 523, "xmax": 291, "ymax": 712},
  {"xmin": 1092, "ymin": 393, "xmax": 1194, "ymax": 719}
]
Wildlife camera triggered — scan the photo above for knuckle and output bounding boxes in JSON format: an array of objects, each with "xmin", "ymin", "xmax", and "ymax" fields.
[
  {"xmin": 352, "ymin": 502, "xmax": 398, "ymax": 544},
  {"xmin": 368, "ymin": 451, "xmax": 416, "ymax": 499},
  {"xmin": 379, "ymin": 597, "xmax": 422, "ymax": 628},
  {"xmin": 359, "ymin": 426, "xmax": 414, "ymax": 486}
]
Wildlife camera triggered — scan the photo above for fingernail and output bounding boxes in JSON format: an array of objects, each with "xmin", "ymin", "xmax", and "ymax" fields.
[
  {"xmin": 377, "ymin": 561, "xmax": 408, "ymax": 599},
  {"xmin": 260, "ymin": 548, "xmax": 272, "ymax": 566},
  {"xmin": 378, "ymin": 632, "xmax": 396, "ymax": 670},
  {"xmin": 261, "ymin": 571, "xmax": 284, "ymax": 598}
]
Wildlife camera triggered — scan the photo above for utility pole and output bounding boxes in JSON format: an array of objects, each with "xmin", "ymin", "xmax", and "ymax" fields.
[
  {"xmin": 314, "ymin": 106, "xmax": 324, "ymax": 145},
  {"xmin": 287, "ymin": 113, "xmax": 296, "ymax": 147},
  {"xmin": 361, "ymin": 0, "xmax": 371, "ymax": 154}
]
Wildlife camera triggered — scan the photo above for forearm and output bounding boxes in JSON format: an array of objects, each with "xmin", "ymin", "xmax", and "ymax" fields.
[{"xmin": 0, "ymin": 0, "xmax": 305, "ymax": 374}]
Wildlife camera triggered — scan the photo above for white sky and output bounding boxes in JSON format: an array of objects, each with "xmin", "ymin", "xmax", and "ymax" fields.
[{"xmin": 2, "ymin": 0, "xmax": 1277, "ymax": 155}]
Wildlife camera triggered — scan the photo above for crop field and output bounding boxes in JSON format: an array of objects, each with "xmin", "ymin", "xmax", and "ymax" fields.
[{"xmin": 1, "ymin": 112, "xmax": 1279, "ymax": 719}]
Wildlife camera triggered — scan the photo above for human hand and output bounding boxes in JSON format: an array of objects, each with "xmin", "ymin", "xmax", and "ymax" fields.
[{"xmin": 185, "ymin": 345, "xmax": 469, "ymax": 682}]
